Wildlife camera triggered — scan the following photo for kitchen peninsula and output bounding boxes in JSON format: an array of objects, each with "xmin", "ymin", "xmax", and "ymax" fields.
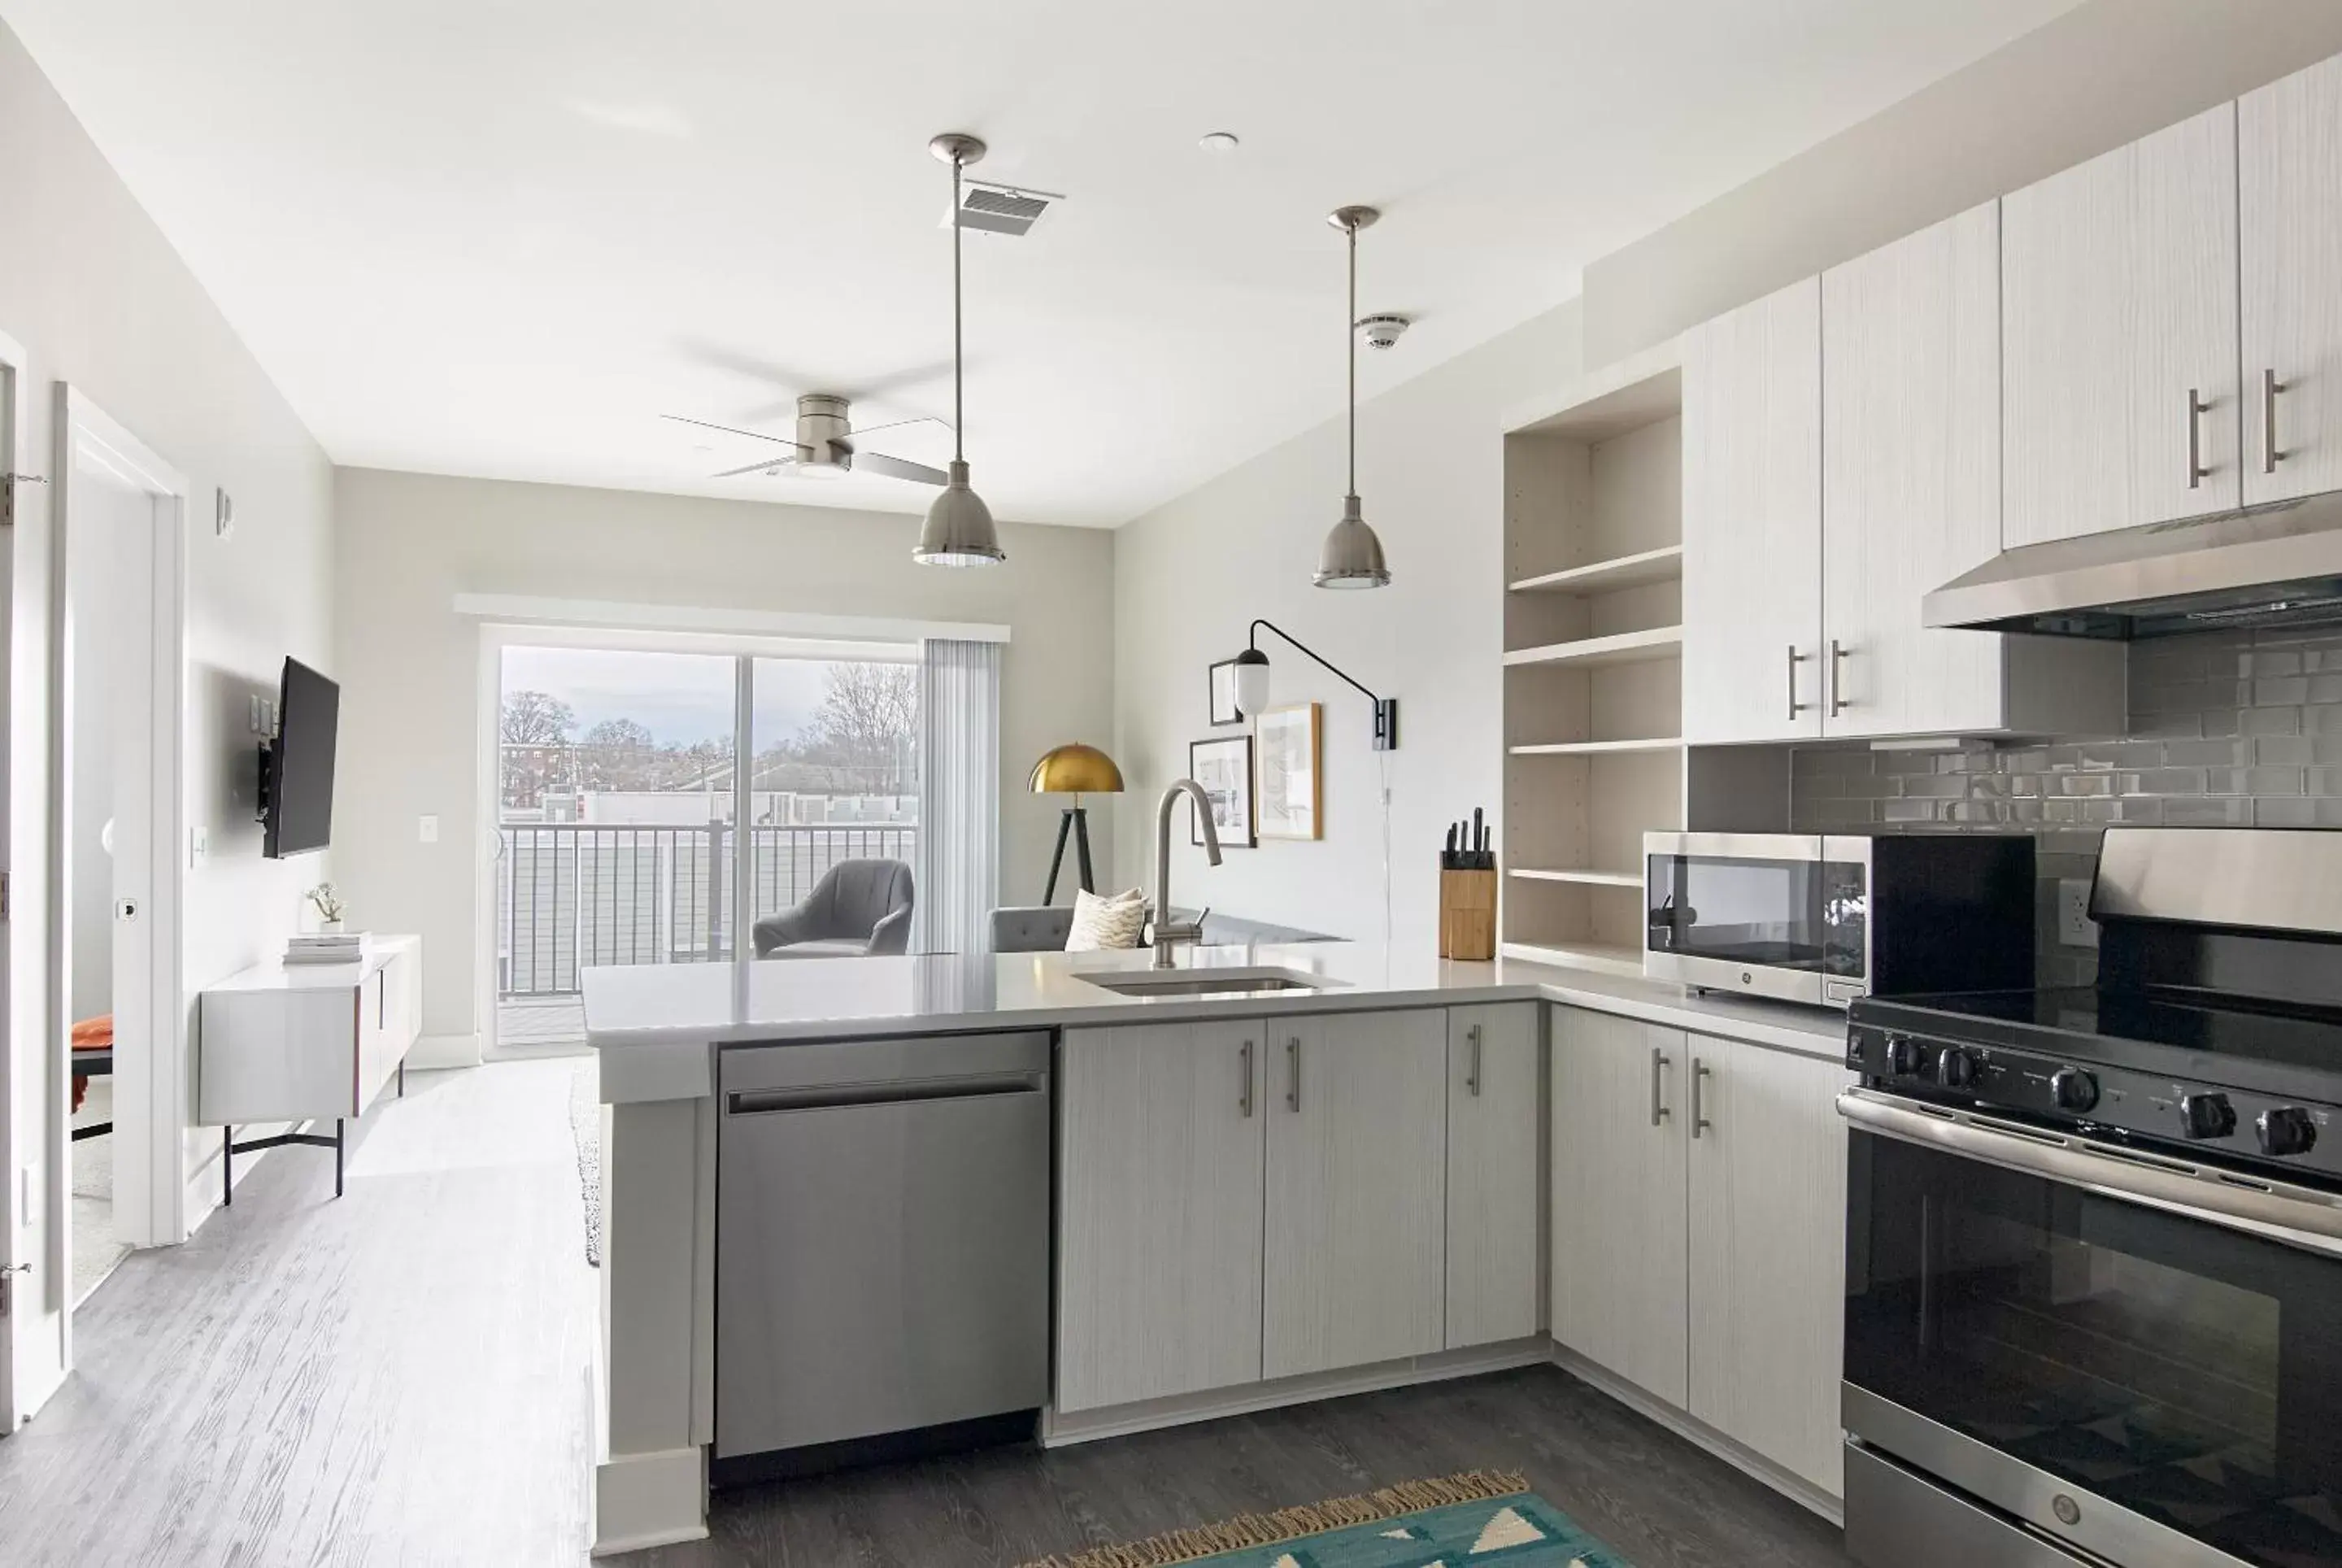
[{"xmin": 586, "ymin": 942, "xmax": 1849, "ymax": 1555}]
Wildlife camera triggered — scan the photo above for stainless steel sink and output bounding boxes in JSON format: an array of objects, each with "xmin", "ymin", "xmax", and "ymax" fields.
[{"xmin": 1073, "ymin": 967, "xmax": 1334, "ymax": 1000}]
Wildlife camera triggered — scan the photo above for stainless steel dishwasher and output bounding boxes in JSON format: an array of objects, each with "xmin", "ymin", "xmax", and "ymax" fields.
[{"xmin": 713, "ymin": 1030, "xmax": 1051, "ymax": 1476}]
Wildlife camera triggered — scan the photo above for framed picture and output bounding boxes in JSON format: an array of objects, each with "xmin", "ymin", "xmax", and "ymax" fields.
[
  {"xmin": 1254, "ymin": 703, "xmax": 1322, "ymax": 841},
  {"xmin": 1188, "ymin": 735, "xmax": 1255, "ymax": 847},
  {"xmin": 1207, "ymin": 659, "xmax": 1244, "ymax": 726}
]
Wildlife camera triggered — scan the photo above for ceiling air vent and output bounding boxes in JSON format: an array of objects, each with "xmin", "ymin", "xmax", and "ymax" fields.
[{"xmin": 946, "ymin": 177, "xmax": 1063, "ymax": 237}]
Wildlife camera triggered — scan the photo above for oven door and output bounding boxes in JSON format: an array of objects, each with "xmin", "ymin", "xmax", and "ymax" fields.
[
  {"xmin": 1841, "ymin": 1090, "xmax": 2342, "ymax": 1568},
  {"xmin": 1644, "ymin": 833, "xmax": 1863, "ymax": 1004}
]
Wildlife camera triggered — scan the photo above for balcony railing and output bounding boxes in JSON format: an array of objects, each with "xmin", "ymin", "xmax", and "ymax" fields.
[{"xmin": 496, "ymin": 821, "xmax": 917, "ymax": 995}]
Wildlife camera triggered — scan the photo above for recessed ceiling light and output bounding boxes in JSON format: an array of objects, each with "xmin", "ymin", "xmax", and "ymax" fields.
[{"xmin": 1199, "ymin": 131, "xmax": 1240, "ymax": 153}]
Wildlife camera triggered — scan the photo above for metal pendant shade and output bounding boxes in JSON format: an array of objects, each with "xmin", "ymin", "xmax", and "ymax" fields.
[
  {"xmin": 914, "ymin": 133, "xmax": 1006, "ymax": 568},
  {"xmin": 1314, "ymin": 205, "xmax": 1391, "ymax": 590}
]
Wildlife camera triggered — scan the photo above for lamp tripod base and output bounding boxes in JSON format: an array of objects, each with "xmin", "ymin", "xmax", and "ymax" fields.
[{"xmin": 1043, "ymin": 806, "xmax": 1097, "ymax": 905}]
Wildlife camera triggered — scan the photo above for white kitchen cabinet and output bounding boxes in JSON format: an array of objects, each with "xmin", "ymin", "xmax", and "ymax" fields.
[
  {"xmin": 1683, "ymin": 276, "xmax": 1822, "ymax": 743},
  {"xmin": 2242, "ymin": 50, "xmax": 2342, "ymax": 506},
  {"xmin": 1549, "ymin": 1007, "xmax": 1688, "ymax": 1405},
  {"xmin": 1686, "ymin": 1033, "xmax": 1850, "ymax": 1499},
  {"xmin": 1822, "ymin": 205, "xmax": 2125, "ymax": 739},
  {"xmin": 2003, "ymin": 102, "xmax": 2241, "ymax": 545},
  {"xmin": 1056, "ymin": 1019, "xmax": 1268, "ymax": 1413},
  {"xmin": 1264, "ymin": 1010, "xmax": 1447, "ymax": 1379},
  {"xmin": 1444, "ymin": 1003, "xmax": 1542, "ymax": 1349}
]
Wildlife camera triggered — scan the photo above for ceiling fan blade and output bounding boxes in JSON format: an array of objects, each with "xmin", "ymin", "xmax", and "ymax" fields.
[
  {"xmin": 842, "ymin": 415, "xmax": 953, "ymax": 442},
  {"xmin": 849, "ymin": 451, "xmax": 948, "ymax": 486},
  {"xmin": 663, "ymin": 413, "xmax": 808, "ymax": 449},
  {"xmin": 713, "ymin": 457, "xmax": 800, "ymax": 479}
]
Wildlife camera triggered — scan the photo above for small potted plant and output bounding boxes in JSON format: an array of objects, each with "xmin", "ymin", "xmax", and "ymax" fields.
[{"xmin": 305, "ymin": 883, "xmax": 347, "ymax": 934}]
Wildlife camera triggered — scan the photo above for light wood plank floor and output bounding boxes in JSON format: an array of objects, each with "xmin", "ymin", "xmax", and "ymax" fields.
[{"xmin": 0, "ymin": 1056, "xmax": 1848, "ymax": 1567}]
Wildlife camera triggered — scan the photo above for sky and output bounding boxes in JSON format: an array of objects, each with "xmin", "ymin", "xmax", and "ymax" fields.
[{"xmin": 498, "ymin": 647, "xmax": 897, "ymax": 750}]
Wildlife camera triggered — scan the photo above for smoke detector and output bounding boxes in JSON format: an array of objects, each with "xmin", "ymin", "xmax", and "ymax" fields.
[
  {"xmin": 1356, "ymin": 313, "xmax": 1411, "ymax": 350},
  {"xmin": 943, "ymin": 176, "xmax": 1066, "ymax": 237}
]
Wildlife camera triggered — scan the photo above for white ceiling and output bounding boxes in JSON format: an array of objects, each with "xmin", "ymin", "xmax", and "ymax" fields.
[{"xmin": 3, "ymin": 0, "xmax": 2077, "ymax": 527}]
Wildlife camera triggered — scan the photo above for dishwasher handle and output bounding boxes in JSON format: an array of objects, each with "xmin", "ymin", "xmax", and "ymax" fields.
[{"xmin": 725, "ymin": 1072, "xmax": 1045, "ymax": 1117}]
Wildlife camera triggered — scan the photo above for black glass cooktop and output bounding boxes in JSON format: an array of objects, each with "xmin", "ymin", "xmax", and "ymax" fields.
[{"xmin": 1857, "ymin": 986, "xmax": 2342, "ymax": 1099}]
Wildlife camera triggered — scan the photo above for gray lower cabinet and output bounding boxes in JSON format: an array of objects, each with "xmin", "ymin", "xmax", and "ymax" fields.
[
  {"xmin": 1551, "ymin": 1006, "xmax": 1850, "ymax": 1499},
  {"xmin": 1444, "ymin": 1003, "xmax": 1543, "ymax": 1348},
  {"xmin": 1056, "ymin": 1018, "xmax": 1267, "ymax": 1413},
  {"xmin": 1550, "ymin": 1007, "xmax": 1691, "ymax": 1405},
  {"xmin": 1685, "ymin": 1032, "xmax": 1850, "ymax": 1498},
  {"xmin": 1264, "ymin": 1010, "xmax": 1449, "ymax": 1379}
]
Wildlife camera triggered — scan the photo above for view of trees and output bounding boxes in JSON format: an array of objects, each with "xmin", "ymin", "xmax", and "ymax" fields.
[{"xmin": 498, "ymin": 663, "xmax": 916, "ymax": 812}]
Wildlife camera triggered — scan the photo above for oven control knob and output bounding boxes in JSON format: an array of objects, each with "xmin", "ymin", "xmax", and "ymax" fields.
[
  {"xmin": 2050, "ymin": 1068, "xmax": 2100, "ymax": 1113},
  {"xmin": 1882, "ymin": 1034, "xmax": 1918, "ymax": 1077},
  {"xmin": 2179, "ymin": 1093, "xmax": 2237, "ymax": 1141},
  {"xmin": 1931, "ymin": 1046, "xmax": 1980, "ymax": 1091},
  {"xmin": 2257, "ymin": 1107, "xmax": 2318, "ymax": 1157}
]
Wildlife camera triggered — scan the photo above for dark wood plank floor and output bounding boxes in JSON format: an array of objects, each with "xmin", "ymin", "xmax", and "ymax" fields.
[
  {"xmin": 617, "ymin": 1365, "xmax": 1850, "ymax": 1568},
  {"xmin": 0, "ymin": 1059, "xmax": 599, "ymax": 1567}
]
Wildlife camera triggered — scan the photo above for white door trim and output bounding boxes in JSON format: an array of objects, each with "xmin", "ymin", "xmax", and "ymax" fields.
[{"xmin": 54, "ymin": 386, "xmax": 188, "ymax": 1256}]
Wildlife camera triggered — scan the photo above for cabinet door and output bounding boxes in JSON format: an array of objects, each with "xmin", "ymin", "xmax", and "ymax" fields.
[
  {"xmin": 1683, "ymin": 276, "xmax": 1822, "ymax": 744},
  {"xmin": 1822, "ymin": 203, "xmax": 2007, "ymax": 738},
  {"xmin": 1550, "ymin": 1007, "xmax": 1688, "ymax": 1405},
  {"xmin": 1445, "ymin": 1004, "xmax": 1541, "ymax": 1349},
  {"xmin": 2242, "ymin": 51, "xmax": 2342, "ymax": 505},
  {"xmin": 1057, "ymin": 1020, "xmax": 1267, "ymax": 1413},
  {"xmin": 1264, "ymin": 1010, "xmax": 1447, "ymax": 1379},
  {"xmin": 2004, "ymin": 102, "xmax": 2240, "ymax": 545},
  {"xmin": 1687, "ymin": 1034, "xmax": 1849, "ymax": 1498}
]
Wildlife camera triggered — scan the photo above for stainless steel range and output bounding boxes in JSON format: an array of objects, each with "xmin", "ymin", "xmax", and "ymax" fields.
[{"xmin": 1839, "ymin": 826, "xmax": 2342, "ymax": 1568}]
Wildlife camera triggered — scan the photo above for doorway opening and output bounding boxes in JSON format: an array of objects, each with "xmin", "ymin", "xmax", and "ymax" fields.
[{"xmin": 486, "ymin": 633, "xmax": 918, "ymax": 1056}]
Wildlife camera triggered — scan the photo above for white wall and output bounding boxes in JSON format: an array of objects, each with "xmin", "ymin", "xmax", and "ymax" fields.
[
  {"xmin": 332, "ymin": 469, "xmax": 1116, "ymax": 1054},
  {"xmin": 66, "ymin": 513, "xmax": 114, "ymax": 1023},
  {"xmin": 1, "ymin": 11, "xmax": 336, "ymax": 1255},
  {"xmin": 1581, "ymin": 0, "xmax": 2342, "ymax": 365},
  {"xmin": 1112, "ymin": 301, "xmax": 1581, "ymax": 956}
]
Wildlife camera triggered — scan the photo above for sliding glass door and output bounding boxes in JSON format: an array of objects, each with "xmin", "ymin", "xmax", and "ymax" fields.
[{"xmin": 491, "ymin": 641, "xmax": 919, "ymax": 1052}]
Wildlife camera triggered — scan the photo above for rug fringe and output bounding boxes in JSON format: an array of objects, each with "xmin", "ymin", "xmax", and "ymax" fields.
[{"xmin": 1017, "ymin": 1468, "xmax": 1529, "ymax": 1568}]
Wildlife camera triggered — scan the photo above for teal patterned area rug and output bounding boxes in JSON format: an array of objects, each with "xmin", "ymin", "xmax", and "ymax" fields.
[{"xmin": 1022, "ymin": 1471, "xmax": 1629, "ymax": 1567}]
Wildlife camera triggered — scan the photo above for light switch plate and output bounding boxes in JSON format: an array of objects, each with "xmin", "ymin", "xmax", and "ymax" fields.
[
  {"xmin": 418, "ymin": 814, "xmax": 439, "ymax": 844},
  {"xmin": 189, "ymin": 825, "xmax": 209, "ymax": 867},
  {"xmin": 2057, "ymin": 878, "xmax": 2098, "ymax": 949}
]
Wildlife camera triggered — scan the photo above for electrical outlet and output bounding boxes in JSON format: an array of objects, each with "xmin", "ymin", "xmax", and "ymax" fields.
[
  {"xmin": 2057, "ymin": 878, "xmax": 2098, "ymax": 949},
  {"xmin": 418, "ymin": 814, "xmax": 439, "ymax": 844}
]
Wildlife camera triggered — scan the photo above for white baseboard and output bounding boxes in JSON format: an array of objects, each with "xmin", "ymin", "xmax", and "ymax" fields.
[
  {"xmin": 407, "ymin": 1031, "xmax": 482, "ymax": 1070},
  {"xmin": 594, "ymin": 1446, "xmax": 707, "ymax": 1557},
  {"xmin": 1548, "ymin": 1342, "xmax": 1844, "ymax": 1526},
  {"xmin": 1040, "ymin": 1338, "xmax": 1550, "ymax": 1448}
]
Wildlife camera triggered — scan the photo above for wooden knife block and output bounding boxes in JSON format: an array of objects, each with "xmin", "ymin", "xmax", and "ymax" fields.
[{"xmin": 1438, "ymin": 868, "xmax": 1497, "ymax": 960}]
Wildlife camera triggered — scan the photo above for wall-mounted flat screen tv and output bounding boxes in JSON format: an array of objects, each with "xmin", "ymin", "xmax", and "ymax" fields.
[{"xmin": 262, "ymin": 657, "xmax": 339, "ymax": 858}]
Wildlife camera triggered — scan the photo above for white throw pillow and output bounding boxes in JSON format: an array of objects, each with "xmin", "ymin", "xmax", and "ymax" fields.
[{"xmin": 1065, "ymin": 887, "xmax": 1148, "ymax": 952}]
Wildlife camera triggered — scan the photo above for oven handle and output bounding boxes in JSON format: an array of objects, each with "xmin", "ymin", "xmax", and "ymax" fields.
[{"xmin": 1838, "ymin": 1087, "xmax": 2342, "ymax": 1258}]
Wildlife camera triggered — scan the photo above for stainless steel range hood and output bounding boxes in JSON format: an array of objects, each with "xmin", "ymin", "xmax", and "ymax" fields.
[{"xmin": 1922, "ymin": 492, "xmax": 2342, "ymax": 639}]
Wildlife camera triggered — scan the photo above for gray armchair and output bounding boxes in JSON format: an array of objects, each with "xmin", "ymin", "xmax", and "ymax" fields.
[{"xmin": 754, "ymin": 860, "xmax": 915, "ymax": 959}]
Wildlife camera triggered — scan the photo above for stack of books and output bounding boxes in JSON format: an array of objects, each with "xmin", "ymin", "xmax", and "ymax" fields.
[{"xmin": 285, "ymin": 933, "xmax": 365, "ymax": 965}]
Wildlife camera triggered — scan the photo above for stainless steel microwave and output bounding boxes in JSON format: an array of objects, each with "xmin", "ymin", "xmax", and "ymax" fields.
[{"xmin": 1643, "ymin": 831, "xmax": 2036, "ymax": 1007}]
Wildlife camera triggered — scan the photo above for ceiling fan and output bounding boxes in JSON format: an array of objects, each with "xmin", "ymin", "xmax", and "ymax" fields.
[{"xmin": 664, "ymin": 394, "xmax": 951, "ymax": 485}]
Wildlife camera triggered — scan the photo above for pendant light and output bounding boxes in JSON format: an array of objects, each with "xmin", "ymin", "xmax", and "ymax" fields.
[
  {"xmin": 915, "ymin": 133, "xmax": 1007, "ymax": 568},
  {"xmin": 1314, "ymin": 204, "xmax": 1391, "ymax": 589}
]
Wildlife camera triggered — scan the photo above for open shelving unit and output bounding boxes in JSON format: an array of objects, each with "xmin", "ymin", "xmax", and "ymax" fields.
[{"xmin": 1500, "ymin": 340, "xmax": 1686, "ymax": 972}]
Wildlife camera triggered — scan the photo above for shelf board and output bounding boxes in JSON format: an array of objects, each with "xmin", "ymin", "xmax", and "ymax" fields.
[
  {"xmin": 1508, "ymin": 545, "xmax": 1682, "ymax": 596},
  {"xmin": 1498, "ymin": 940, "xmax": 1645, "ymax": 978},
  {"xmin": 1504, "ymin": 338, "xmax": 1684, "ymax": 440},
  {"xmin": 1503, "ymin": 625, "xmax": 1683, "ymax": 670},
  {"xmin": 1508, "ymin": 737, "xmax": 1684, "ymax": 757},
  {"xmin": 1507, "ymin": 866, "xmax": 1643, "ymax": 888}
]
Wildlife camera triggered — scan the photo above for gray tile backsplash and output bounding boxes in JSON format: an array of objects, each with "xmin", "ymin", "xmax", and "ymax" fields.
[{"xmin": 1788, "ymin": 623, "xmax": 2342, "ymax": 985}]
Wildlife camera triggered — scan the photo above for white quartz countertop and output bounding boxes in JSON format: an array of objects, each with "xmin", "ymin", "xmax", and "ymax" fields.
[{"xmin": 583, "ymin": 943, "xmax": 1848, "ymax": 1103}]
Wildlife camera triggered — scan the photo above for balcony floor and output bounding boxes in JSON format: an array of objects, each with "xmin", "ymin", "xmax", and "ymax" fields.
[{"xmin": 493, "ymin": 995, "xmax": 589, "ymax": 1058}]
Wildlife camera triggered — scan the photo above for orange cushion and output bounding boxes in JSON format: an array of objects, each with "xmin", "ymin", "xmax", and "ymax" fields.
[{"xmin": 72, "ymin": 1015, "xmax": 113, "ymax": 1052}]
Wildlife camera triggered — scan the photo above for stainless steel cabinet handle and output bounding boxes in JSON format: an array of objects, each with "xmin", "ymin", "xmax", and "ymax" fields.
[
  {"xmin": 1649, "ymin": 1046, "xmax": 1672, "ymax": 1127},
  {"xmin": 1240, "ymin": 1039, "xmax": 1254, "ymax": 1118},
  {"xmin": 2186, "ymin": 387, "xmax": 2209, "ymax": 489},
  {"xmin": 1828, "ymin": 638, "xmax": 1849, "ymax": 719},
  {"xmin": 1785, "ymin": 645, "xmax": 1806, "ymax": 720},
  {"xmin": 1286, "ymin": 1036, "xmax": 1301, "ymax": 1113},
  {"xmin": 1691, "ymin": 1056, "xmax": 1713, "ymax": 1139},
  {"xmin": 1466, "ymin": 1024, "xmax": 1483, "ymax": 1097},
  {"xmin": 2264, "ymin": 368, "xmax": 2283, "ymax": 475}
]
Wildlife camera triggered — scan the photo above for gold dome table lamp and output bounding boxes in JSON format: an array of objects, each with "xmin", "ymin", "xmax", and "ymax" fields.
[{"xmin": 1030, "ymin": 743, "xmax": 1124, "ymax": 903}]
